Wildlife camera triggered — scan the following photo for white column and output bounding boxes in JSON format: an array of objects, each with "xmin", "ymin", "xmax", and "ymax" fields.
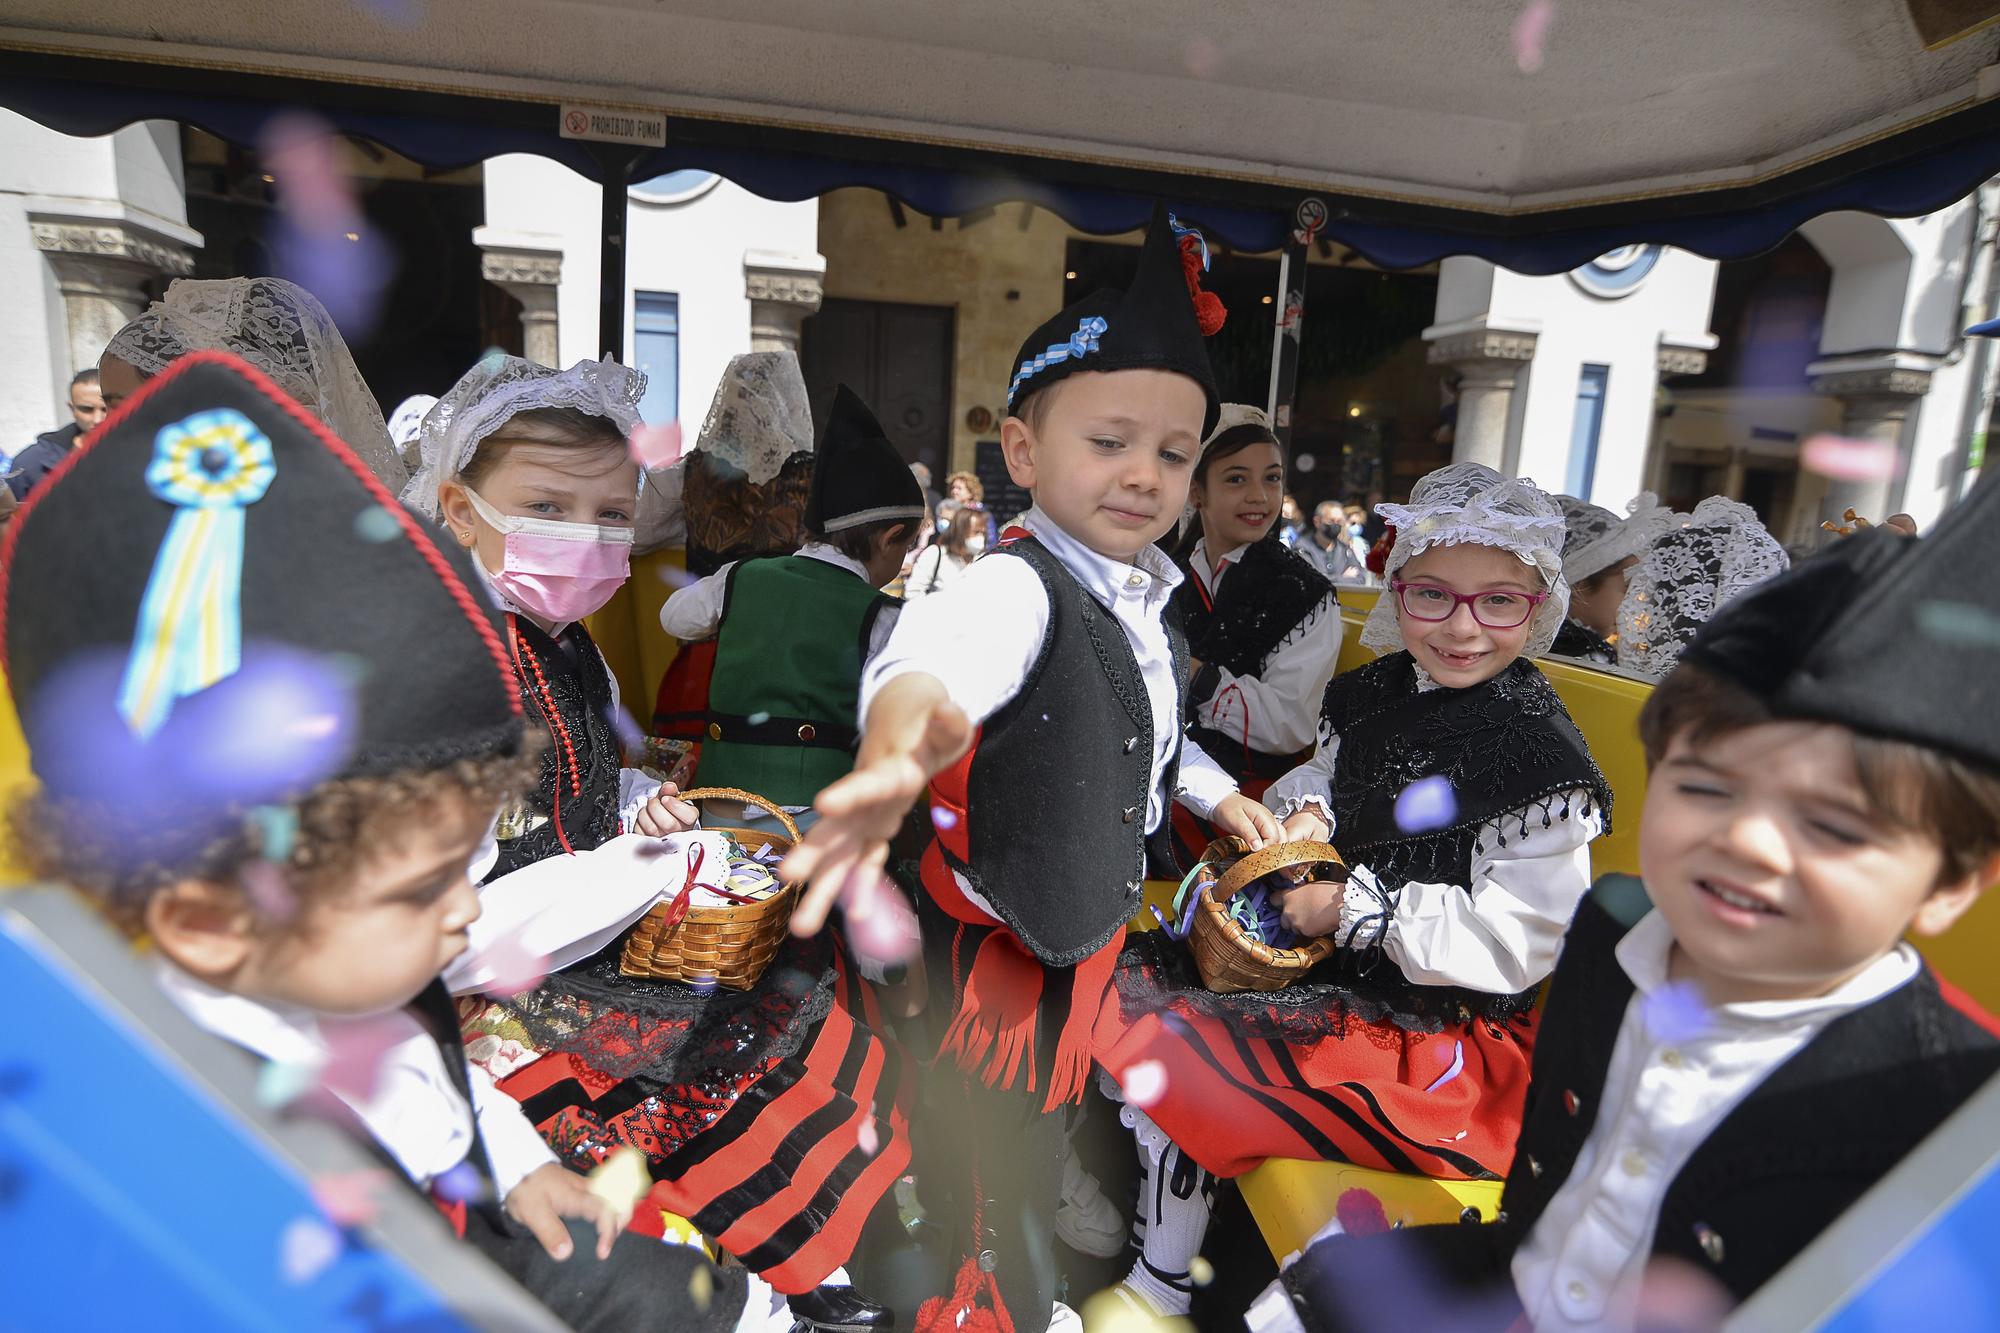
[
  {"xmin": 1424, "ymin": 320, "xmax": 1539, "ymax": 471},
  {"xmin": 743, "ymin": 249, "xmax": 826, "ymax": 353},
  {"xmin": 29, "ymin": 211, "xmax": 197, "ymax": 375},
  {"xmin": 478, "ymin": 242, "xmax": 563, "ymax": 368},
  {"xmin": 1807, "ymin": 355, "xmax": 1936, "ymax": 522}
]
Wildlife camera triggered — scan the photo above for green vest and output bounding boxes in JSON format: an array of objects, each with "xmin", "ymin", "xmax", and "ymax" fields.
[{"xmin": 700, "ymin": 555, "xmax": 887, "ymax": 806}]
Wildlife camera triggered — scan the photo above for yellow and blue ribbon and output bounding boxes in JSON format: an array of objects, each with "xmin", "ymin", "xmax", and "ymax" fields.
[{"xmin": 117, "ymin": 408, "xmax": 277, "ymax": 739}]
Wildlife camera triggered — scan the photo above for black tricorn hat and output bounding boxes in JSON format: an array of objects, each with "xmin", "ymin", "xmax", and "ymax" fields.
[
  {"xmin": 806, "ymin": 384, "xmax": 927, "ymax": 535},
  {"xmin": 1006, "ymin": 203, "xmax": 1225, "ymax": 437},
  {"xmin": 1, "ymin": 350, "xmax": 523, "ymax": 822},
  {"xmin": 1682, "ymin": 469, "xmax": 2000, "ymax": 771}
]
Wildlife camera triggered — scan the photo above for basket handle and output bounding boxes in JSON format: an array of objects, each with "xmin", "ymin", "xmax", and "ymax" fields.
[
  {"xmin": 1208, "ymin": 837, "xmax": 1346, "ymax": 904},
  {"xmin": 675, "ymin": 786, "xmax": 803, "ymax": 845}
]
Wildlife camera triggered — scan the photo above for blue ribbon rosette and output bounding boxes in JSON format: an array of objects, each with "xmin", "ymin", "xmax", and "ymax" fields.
[{"xmin": 116, "ymin": 408, "xmax": 277, "ymax": 739}]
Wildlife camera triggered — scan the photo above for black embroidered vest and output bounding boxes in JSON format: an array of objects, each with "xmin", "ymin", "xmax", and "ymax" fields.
[
  {"xmin": 1173, "ymin": 535, "xmax": 1332, "ymax": 782},
  {"xmin": 1316, "ymin": 652, "xmax": 1611, "ymax": 1024},
  {"xmin": 490, "ymin": 617, "xmax": 624, "ymax": 881},
  {"xmin": 954, "ymin": 537, "xmax": 1184, "ymax": 966}
]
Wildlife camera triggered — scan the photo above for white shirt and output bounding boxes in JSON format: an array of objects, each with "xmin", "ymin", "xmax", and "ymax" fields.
[
  {"xmin": 154, "ymin": 958, "xmax": 558, "ymax": 1199},
  {"xmin": 860, "ymin": 506, "xmax": 1238, "ymax": 835},
  {"xmin": 1185, "ymin": 539, "xmax": 1341, "ymax": 757},
  {"xmin": 1511, "ymin": 911, "xmax": 1921, "ymax": 1330},
  {"xmin": 1264, "ymin": 666, "xmax": 1603, "ymax": 993},
  {"xmin": 660, "ymin": 541, "xmax": 900, "ymax": 662}
]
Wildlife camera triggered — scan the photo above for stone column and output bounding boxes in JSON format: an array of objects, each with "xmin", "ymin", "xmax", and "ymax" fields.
[
  {"xmin": 743, "ymin": 250, "xmax": 826, "ymax": 353},
  {"xmin": 1425, "ymin": 322, "xmax": 1539, "ymax": 470},
  {"xmin": 1806, "ymin": 357, "xmax": 1935, "ymax": 522},
  {"xmin": 480, "ymin": 245, "xmax": 563, "ymax": 367},
  {"xmin": 30, "ymin": 214, "xmax": 196, "ymax": 375}
]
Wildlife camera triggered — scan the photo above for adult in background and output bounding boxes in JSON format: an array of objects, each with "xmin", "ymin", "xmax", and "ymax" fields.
[
  {"xmin": 8, "ymin": 368, "xmax": 106, "ymax": 499},
  {"xmin": 904, "ymin": 504, "xmax": 988, "ymax": 601},
  {"xmin": 1299, "ymin": 499, "xmax": 1369, "ymax": 583}
]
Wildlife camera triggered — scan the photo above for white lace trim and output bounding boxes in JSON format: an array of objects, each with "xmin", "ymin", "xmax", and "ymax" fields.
[
  {"xmin": 1119, "ymin": 1102, "xmax": 1175, "ymax": 1166},
  {"xmin": 1615, "ymin": 495, "xmax": 1790, "ymax": 681},
  {"xmin": 1560, "ymin": 491, "xmax": 1676, "ymax": 585},
  {"xmin": 691, "ymin": 351, "xmax": 814, "ymax": 484},
  {"xmin": 104, "ymin": 277, "xmax": 406, "ymax": 490},
  {"xmin": 400, "ymin": 354, "xmax": 646, "ymax": 519},
  {"xmin": 1358, "ymin": 463, "xmax": 1570, "ymax": 658}
]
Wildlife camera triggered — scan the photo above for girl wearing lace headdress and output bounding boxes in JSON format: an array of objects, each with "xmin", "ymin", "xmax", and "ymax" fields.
[
  {"xmin": 407, "ymin": 354, "xmax": 906, "ymax": 1329},
  {"xmin": 102, "ymin": 276, "xmax": 407, "ymax": 490},
  {"xmin": 1614, "ymin": 496, "xmax": 1789, "ymax": 682},
  {"xmin": 1166, "ymin": 404, "xmax": 1341, "ymax": 852},
  {"xmin": 1092, "ymin": 462, "xmax": 1612, "ymax": 1321},
  {"xmin": 1551, "ymin": 492, "xmax": 1675, "ymax": 663}
]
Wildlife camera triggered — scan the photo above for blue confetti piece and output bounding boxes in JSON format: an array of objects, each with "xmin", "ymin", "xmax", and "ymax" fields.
[
  {"xmin": 251, "ymin": 805, "xmax": 299, "ymax": 861},
  {"xmin": 352, "ymin": 505, "xmax": 402, "ymax": 543},
  {"xmin": 1641, "ymin": 979, "xmax": 1714, "ymax": 1044},
  {"xmin": 746, "ymin": 711, "xmax": 771, "ymax": 726},
  {"xmin": 930, "ymin": 805, "xmax": 959, "ymax": 831},
  {"xmin": 1394, "ymin": 775, "xmax": 1457, "ymax": 834},
  {"xmin": 432, "ymin": 1161, "xmax": 487, "ymax": 1204}
]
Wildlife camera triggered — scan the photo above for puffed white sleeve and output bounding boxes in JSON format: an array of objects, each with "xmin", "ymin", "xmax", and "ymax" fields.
[
  {"xmin": 1264, "ymin": 730, "xmax": 1340, "ymax": 831},
  {"xmin": 1337, "ymin": 790, "xmax": 1603, "ymax": 993},
  {"xmin": 858, "ymin": 553, "xmax": 1049, "ymax": 730},
  {"xmin": 659, "ymin": 561, "xmax": 736, "ymax": 641},
  {"xmin": 1192, "ymin": 592, "xmax": 1341, "ymax": 756},
  {"xmin": 468, "ymin": 1063, "xmax": 559, "ymax": 1198}
]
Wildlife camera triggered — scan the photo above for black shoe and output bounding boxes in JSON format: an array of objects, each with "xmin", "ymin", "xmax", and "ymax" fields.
[{"xmin": 787, "ymin": 1284, "xmax": 894, "ymax": 1332}]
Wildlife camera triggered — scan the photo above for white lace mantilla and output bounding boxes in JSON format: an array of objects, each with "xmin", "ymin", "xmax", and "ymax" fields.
[
  {"xmin": 1615, "ymin": 495, "xmax": 1790, "ymax": 681},
  {"xmin": 401, "ymin": 354, "xmax": 646, "ymax": 519},
  {"xmin": 104, "ymin": 276, "xmax": 406, "ymax": 490},
  {"xmin": 1359, "ymin": 462, "xmax": 1571, "ymax": 658},
  {"xmin": 1559, "ymin": 491, "xmax": 1675, "ymax": 586},
  {"xmin": 691, "ymin": 350, "xmax": 814, "ymax": 484}
]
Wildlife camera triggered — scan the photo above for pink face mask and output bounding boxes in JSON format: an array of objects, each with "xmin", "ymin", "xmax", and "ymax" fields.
[{"xmin": 464, "ymin": 488, "xmax": 633, "ymax": 624}]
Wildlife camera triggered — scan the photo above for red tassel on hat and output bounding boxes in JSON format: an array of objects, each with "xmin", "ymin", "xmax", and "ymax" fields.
[
  {"xmin": 1366, "ymin": 523, "xmax": 1397, "ymax": 576},
  {"xmin": 1178, "ymin": 235, "xmax": 1228, "ymax": 337}
]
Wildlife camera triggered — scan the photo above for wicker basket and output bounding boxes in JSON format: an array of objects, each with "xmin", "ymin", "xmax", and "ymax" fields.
[
  {"xmin": 617, "ymin": 786, "xmax": 799, "ymax": 990},
  {"xmin": 1187, "ymin": 836, "xmax": 1346, "ymax": 994}
]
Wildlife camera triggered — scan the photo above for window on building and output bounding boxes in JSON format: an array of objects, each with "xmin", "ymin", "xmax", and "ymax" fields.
[
  {"xmin": 1565, "ymin": 364, "xmax": 1609, "ymax": 498},
  {"xmin": 634, "ymin": 293, "xmax": 679, "ymax": 424}
]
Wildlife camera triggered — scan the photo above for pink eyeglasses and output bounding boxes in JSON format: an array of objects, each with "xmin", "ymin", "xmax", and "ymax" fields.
[{"xmin": 1391, "ymin": 579, "xmax": 1548, "ymax": 629}]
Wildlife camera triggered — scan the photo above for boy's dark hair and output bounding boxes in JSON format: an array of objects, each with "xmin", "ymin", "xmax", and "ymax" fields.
[
  {"xmin": 17, "ymin": 741, "xmax": 539, "ymax": 937},
  {"xmin": 1640, "ymin": 662, "xmax": 2000, "ymax": 887},
  {"xmin": 814, "ymin": 516, "xmax": 919, "ymax": 565},
  {"xmin": 457, "ymin": 407, "xmax": 628, "ymax": 490},
  {"xmin": 71, "ymin": 367, "xmax": 99, "ymax": 388}
]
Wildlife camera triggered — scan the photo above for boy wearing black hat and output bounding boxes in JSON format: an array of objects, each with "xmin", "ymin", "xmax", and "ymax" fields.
[
  {"xmin": 784, "ymin": 207, "xmax": 1278, "ymax": 1333},
  {"xmin": 662, "ymin": 383, "xmax": 924, "ymax": 812},
  {"xmin": 1253, "ymin": 478, "xmax": 2000, "ymax": 1333},
  {"xmin": 2, "ymin": 352, "xmax": 750, "ymax": 1331}
]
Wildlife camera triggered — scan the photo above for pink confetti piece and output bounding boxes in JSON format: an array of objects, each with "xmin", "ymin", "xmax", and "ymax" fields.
[
  {"xmin": 242, "ymin": 860, "xmax": 300, "ymax": 924},
  {"xmin": 842, "ymin": 869, "xmax": 920, "ymax": 967},
  {"xmin": 1800, "ymin": 433, "xmax": 1899, "ymax": 484},
  {"xmin": 479, "ymin": 930, "xmax": 551, "ymax": 998},
  {"xmin": 280, "ymin": 1215, "xmax": 343, "ymax": 1284},
  {"xmin": 312, "ymin": 1169, "xmax": 390, "ymax": 1227},
  {"xmin": 319, "ymin": 1014, "xmax": 409, "ymax": 1103},
  {"xmin": 1512, "ymin": 0, "xmax": 1555, "ymax": 73},
  {"xmin": 1182, "ymin": 36, "xmax": 1222, "ymax": 78},
  {"xmin": 1122, "ymin": 1059, "xmax": 1167, "ymax": 1109},
  {"xmin": 628, "ymin": 420, "xmax": 685, "ymax": 471},
  {"xmin": 857, "ymin": 1116, "xmax": 881, "ymax": 1156},
  {"xmin": 1423, "ymin": 1039, "xmax": 1466, "ymax": 1094}
]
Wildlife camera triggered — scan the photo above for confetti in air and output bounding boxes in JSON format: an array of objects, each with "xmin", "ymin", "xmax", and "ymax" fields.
[
  {"xmin": 1394, "ymin": 775, "xmax": 1457, "ymax": 833},
  {"xmin": 432, "ymin": 1161, "xmax": 487, "ymax": 1204},
  {"xmin": 1122, "ymin": 1059, "xmax": 1168, "ymax": 1109},
  {"xmin": 586, "ymin": 1146, "xmax": 653, "ymax": 1216},
  {"xmin": 1423, "ymin": 1039, "xmax": 1466, "ymax": 1094},
  {"xmin": 352, "ymin": 505, "xmax": 403, "ymax": 543},
  {"xmin": 479, "ymin": 930, "xmax": 552, "ymax": 998},
  {"xmin": 311, "ymin": 1170, "xmax": 390, "ymax": 1228},
  {"xmin": 930, "ymin": 805, "xmax": 959, "ymax": 831},
  {"xmin": 256, "ymin": 1058, "xmax": 319, "ymax": 1109},
  {"xmin": 857, "ymin": 1115, "xmax": 881, "ymax": 1156},
  {"xmin": 251, "ymin": 805, "xmax": 299, "ymax": 861},
  {"xmin": 842, "ymin": 868, "xmax": 921, "ymax": 967},
  {"xmin": 688, "ymin": 1265, "xmax": 715, "ymax": 1312},
  {"xmin": 1512, "ymin": 0, "xmax": 1555, "ymax": 73},
  {"xmin": 1641, "ymin": 979, "xmax": 1714, "ymax": 1044},
  {"xmin": 1800, "ymin": 434, "xmax": 1899, "ymax": 484},
  {"xmin": 259, "ymin": 112, "xmax": 393, "ymax": 337},
  {"xmin": 628, "ymin": 421, "xmax": 685, "ymax": 471},
  {"xmin": 319, "ymin": 1013, "xmax": 410, "ymax": 1103},
  {"xmin": 280, "ymin": 1215, "xmax": 344, "ymax": 1284},
  {"xmin": 1915, "ymin": 601, "xmax": 2000, "ymax": 649},
  {"xmin": 1189, "ymin": 1256, "xmax": 1215, "ymax": 1288},
  {"xmin": 242, "ymin": 860, "xmax": 300, "ymax": 924},
  {"xmin": 1182, "ymin": 36, "xmax": 1222, "ymax": 78},
  {"xmin": 746, "ymin": 712, "xmax": 771, "ymax": 726}
]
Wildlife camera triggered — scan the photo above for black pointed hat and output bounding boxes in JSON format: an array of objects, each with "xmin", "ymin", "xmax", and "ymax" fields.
[
  {"xmin": 1006, "ymin": 203, "xmax": 1226, "ymax": 436},
  {"xmin": 1682, "ymin": 470, "xmax": 2000, "ymax": 770},
  {"xmin": 0, "ymin": 350, "xmax": 523, "ymax": 825},
  {"xmin": 806, "ymin": 384, "xmax": 927, "ymax": 535}
]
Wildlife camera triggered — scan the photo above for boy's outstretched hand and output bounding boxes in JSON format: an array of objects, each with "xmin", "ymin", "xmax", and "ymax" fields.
[
  {"xmin": 504, "ymin": 1162, "xmax": 628, "ymax": 1262},
  {"xmin": 782, "ymin": 675, "xmax": 974, "ymax": 936},
  {"xmin": 1208, "ymin": 793, "xmax": 1282, "ymax": 851}
]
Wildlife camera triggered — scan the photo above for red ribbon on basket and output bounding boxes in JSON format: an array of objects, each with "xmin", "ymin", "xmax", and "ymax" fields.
[{"xmin": 652, "ymin": 842, "xmax": 767, "ymax": 939}]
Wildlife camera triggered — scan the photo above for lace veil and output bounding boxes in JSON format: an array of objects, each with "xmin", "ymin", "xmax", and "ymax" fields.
[
  {"xmin": 692, "ymin": 351, "xmax": 815, "ymax": 484},
  {"xmin": 1360, "ymin": 462, "xmax": 1570, "ymax": 657},
  {"xmin": 103, "ymin": 277, "xmax": 406, "ymax": 490},
  {"xmin": 1615, "ymin": 496, "xmax": 1790, "ymax": 681},
  {"xmin": 1558, "ymin": 491, "xmax": 1676, "ymax": 585},
  {"xmin": 400, "ymin": 354, "xmax": 647, "ymax": 520}
]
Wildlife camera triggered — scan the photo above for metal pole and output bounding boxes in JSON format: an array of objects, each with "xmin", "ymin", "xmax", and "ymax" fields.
[
  {"xmin": 592, "ymin": 144, "xmax": 641, "ymax": 362},
  {"xmin": 1265, "ymin": 199, "xmax": 1325, "ymax": 447}
]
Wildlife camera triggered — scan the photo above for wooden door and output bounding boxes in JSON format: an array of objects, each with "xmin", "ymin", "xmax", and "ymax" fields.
[{"xmin": 801, "ymin": 297, "xmax": 955, "ymax": 474}]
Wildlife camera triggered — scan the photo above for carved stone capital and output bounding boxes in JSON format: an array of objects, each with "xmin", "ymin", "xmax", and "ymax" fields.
[
  {"xmin": 30, "ymin": 217, "xmax": 195, "ymax": 277},
  {"xmin": 1808, "ymin": 366, "xmax": 1933, "ymax": 399},
  {"xmin": 744, "ymin": 268, "xmax": 825, "ymax": 308},
  {"xmin": 1426, "ymin": 328, "xmax": 1539, "ymax": 366},
  {"xmin": 480, "ymin": 248, "xmax": 562, "ymax": 287},
  {"xmin": 1657, "ymin": 346, "xmax": 1709, "ymax": 376}
]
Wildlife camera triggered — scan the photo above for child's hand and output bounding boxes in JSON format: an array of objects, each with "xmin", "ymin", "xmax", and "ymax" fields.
[
  {"xmin": 783, "ymin": 693, "xmax": 974, "ymax": 936},
  {"xmin": 633, "ymin": 782, "xmax": 699, "ymax": 837},
  {"xmin": 1273, "ymin": 880, "xmax": 1345, "ymax": 939},
  {"xmin": 1209, "ymin": 794, "xmax": 1280, "ymax": 850},
  {"xmin": 1281, "ymin": 807, "xmax": 1332, "ymax": 845},
  {"xmin": 503, "ymin": 1162, "xmax": 627, "ymax": 1262}
]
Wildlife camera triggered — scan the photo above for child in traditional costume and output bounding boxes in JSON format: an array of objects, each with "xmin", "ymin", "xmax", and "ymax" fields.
[
  {"xmin": 661, "ymin": 384, "xmax": 924, "ymax": 815},
  {"xmin": 1171, "ymin": 403, "xmax": 1340, "ymax": 846},
  {"xmin": 1614, "ymin": 495, "xmax": 1788, "ymax": 682},
  {"xmin": 1550, "ymin": 493, "xmax": 1673, "ymax": 664},
  {"xmin": 1261, "ymin": 472, "xmax": 2000, "ymax": 1333},
  {"xmin": 1094, "ymin": 461, "xmax": 1611, "ymax": 1319},
  {"xmin": 3, "ymin": 351, "xmax": 756, "ymax": 1332},
  {"xmin": 782, "ymin": 205, "xmax": 1279, "ymax": 1333},
  {"xmin": 407, "ymin": 356, "xmax": 907, "ymax": 1330}
]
